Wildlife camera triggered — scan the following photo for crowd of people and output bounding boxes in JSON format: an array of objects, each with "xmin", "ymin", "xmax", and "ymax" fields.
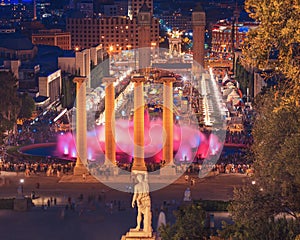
[{"xmin": 0, "ymin": 158, "xmax": 74, "ymax": 177}]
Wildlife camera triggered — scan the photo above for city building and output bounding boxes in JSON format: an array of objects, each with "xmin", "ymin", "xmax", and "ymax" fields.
[
  {"xmin": 38, "ymin": 68, "xmax": 62, "ymax": 103},
  {"xmin": 66, "ymin": 0, "xmax": 159, "ymax": 53},
  {"xmin": 77, "ymin": 0, "xmax": 94, "ymax": 18},
  {"xmin": 211, "ymin": 19, "xmax": 258, "ymax": 59},
  {"xmin": 58, "ymin": 43, "xmax": 106, "ymax": 87},
  {"xmin": 31, "ymin": 29, "xmax": 71, "ymax": 50},
  {"xmin": 0, "ymin": 2, "xmax": 34, "ymax": 27},
  {"xmin": 128, "ymin": 0, "xmax": 153, "ymax": 19},
  {"xmin": 102, "ymin": 0, "xmax": 128, "ymax": 16},
  {"xmin": 35, "ymin": 0, "xmax": 51, "ymax": 20},
  {"xmin": 18, "ymin": 62, "xmax": 40, "ymax": 91},
  {"xmin": 159, "ymin": 14, "xmax": 192, "ymax": 31},
  {"xmin": 0, "ymin": 32, "xmax": 37, "ymax": 60},
  {"xmin": 66, "ymin": 15, "xmax": 159, "ymax": 53}
]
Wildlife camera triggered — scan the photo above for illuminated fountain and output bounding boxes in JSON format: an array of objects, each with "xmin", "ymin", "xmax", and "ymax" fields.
[{"xmin": 56, "ymin": 109, "xmax": 222, "ymax": 165}]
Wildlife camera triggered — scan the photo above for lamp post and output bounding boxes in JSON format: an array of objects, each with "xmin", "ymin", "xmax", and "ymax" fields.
[{"xmin": 18, "ymin": 178, "xmax": 24, "ymax": 198}]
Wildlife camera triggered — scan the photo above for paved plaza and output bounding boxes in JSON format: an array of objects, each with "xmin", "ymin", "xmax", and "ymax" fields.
[{"xmin": 0, "ymin": 173, "xmax": 247, "ymax": 240}]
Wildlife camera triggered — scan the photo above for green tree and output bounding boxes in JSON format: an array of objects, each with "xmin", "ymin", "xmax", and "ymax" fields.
[
  {"xmin": 242, "ymin": 0, "xmax": 300, "ymax": 107},
  {"xmin": 61, "ymin": 75, "xmax": 76, "ymax": 109},
  {"xmin": 18, "ymin": 93, "xmax": 35, "ymax": 119},
  {"xmin": 159, "ymin": 203, "xmax": 209, "ymax": 240},
  {"xmin": 0, "ymin": 72, "xmax": 21, "ymax": 142},
  {"xmin": 219, "ymin": 89, "xmax": 300, "ymax": 239}
]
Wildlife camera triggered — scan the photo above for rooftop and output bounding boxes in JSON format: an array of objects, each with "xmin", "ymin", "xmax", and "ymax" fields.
[{"xmin": 0, "ymin": 32, "xmax": 34, "ymax": 50}]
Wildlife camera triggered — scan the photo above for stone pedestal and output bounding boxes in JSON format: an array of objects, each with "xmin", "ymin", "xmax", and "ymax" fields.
[
  {"xmin": 103, "ymin": 77, "xmax": 116, "ymax": 166},
  {"xmin": 73, "ymin": 164, "xmax": 87, "ymax": 176},
  {"xmin": 160, "ymin": 164, "xmax": 176, "ymax": 176},
  {"xmin": 73, "ymin": 77, "xmax": 88, "ymax": 176},
  {"xmin": 13, "ymin": 198, "xmax": 28, "ymax": 211},
  {"xmin": 131, "ymin": 76, "xmax": 147, "ymax": 172},
  {"xmin": 121, "ymin": 229, "xmax": 158, "ymax": 240}
]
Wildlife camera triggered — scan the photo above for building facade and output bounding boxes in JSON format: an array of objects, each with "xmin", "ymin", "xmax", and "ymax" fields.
[
  {"xmin": 66, "ymin": 16, "xmax": 159, "ymax": 53},
  {"xmin": 58, "ymin": 44, "xmax": 106, "ymax": 88},
  {"xmin": 160, "ymin": 14, "xmax": 192, "ymax": 31},
  {"xmin": 38, "ymin": 69, "xmax": 61, "ymax": 103},
  {"xmin": 128, "ymin": 0, "xmax": 153, "ymax": 19},
  {"xmin": 211, "ymin": 20, "xmax": 258, "ymax": 59},
  {"xmin": 0, "ymin": 32, "xmax": 37, "ymax": 60},
  {"xmin": 31, "ymin": 29, "xmax": 71, "ymax": 50}
]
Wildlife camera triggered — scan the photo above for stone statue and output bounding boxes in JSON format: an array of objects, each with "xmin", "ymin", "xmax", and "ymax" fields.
[{"xmin": 131, "ymin": 174, "xmax": 152, "ymax": 233}]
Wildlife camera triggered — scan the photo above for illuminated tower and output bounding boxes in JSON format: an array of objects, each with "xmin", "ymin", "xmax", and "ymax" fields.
[
  {"xmin": 137, "ymin": 2, "xmax": 151, "ymax": 71},
  {"xmin": 192, "ymin": 4, "xmax": 206, "ymax": 70}
]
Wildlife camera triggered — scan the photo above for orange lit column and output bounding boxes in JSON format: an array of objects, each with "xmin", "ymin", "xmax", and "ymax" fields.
[
  {"xmin": 131, "ymin": 76, "xmax": 147, "ymax": 172},
  {"xmin": 103, "ymin": 77, "xmax": 116, "ymax": 166},
  {"xmin": 73, "ymin": 77, "xmax": 87, "ymax": 176},
  {"xmin": 162, "ymin": 77, "xmax": 176, "ymax": 165}
]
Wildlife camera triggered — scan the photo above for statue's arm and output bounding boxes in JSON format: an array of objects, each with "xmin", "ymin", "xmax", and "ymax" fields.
[{"xmin": 131, "ymin": 187, "xmax": 137, "ymax": 208}]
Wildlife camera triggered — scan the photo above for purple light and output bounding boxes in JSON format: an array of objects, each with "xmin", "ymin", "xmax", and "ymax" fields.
[{"xmin": 57, "ymin": 111, "xmax": 222, "ymax": 163}]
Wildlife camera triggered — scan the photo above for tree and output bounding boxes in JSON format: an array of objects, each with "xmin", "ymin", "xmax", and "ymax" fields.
[
  {"xmin": 159, "ymin": 203, "xmax": 209, "ymax": 240},
  {"xmin": 219, "ymin": 89, "xmax": 300, "ymax": 239},
  {"xmin": 61, "ymin": 75, "xmax": 76, "ymax": 109},
  {"xmin": 18, "ymin": 93, "xmax": 35, "ymax": 119},
  {"xmin": 0, "ymin": 71, "xmax": 21, "ymax": 142},
  {"xmin": 242, "ymin": 0, "xmax": 300, "ymax": 107}
]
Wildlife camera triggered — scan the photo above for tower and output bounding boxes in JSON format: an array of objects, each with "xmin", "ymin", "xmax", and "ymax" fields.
[
  {"xmin": 128, "ymin": 0, "xmax": 153, "ymax": 20},
  {"xmin": 137, "ymin": 2, "xmax": 151, "ymax": 71},
  {"xmin": 232, "ymin": 1, "xmax": 240, "ymax": 73},
  {"xmin": 192, "ymin": 4, "xmax": 206, "ymax": 70},
  {"xmin": 33, "ymin": 0, "xmax": 37, "ymax": 20}
]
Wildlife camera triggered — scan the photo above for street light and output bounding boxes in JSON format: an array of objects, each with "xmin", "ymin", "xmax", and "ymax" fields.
[{"xmin": 17, "ymin": 179, "xmax": 24, "ymax": 198}]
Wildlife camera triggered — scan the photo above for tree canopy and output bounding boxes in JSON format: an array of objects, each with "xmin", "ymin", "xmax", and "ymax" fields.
[
  {"xmin": 219, "ymin": 1, "xmax": 300, "ymax": 237},
  {"xmin": 242, "ymin": 0, "xmax": 300, "ymax": 107},
  {"xmin": 0, "ymin": 71, "xmax": 21, "ymax": 142},
  {"xmin": 159, "ymin": 203, "xmax": 209, "ymax": 240},
  {"xmin": 18, "ymin": 93, "xmax": 35, "ymax": 119},
  {"xmin": 219, "ymin": 89, "xmax": 300, "ymax": 239}
]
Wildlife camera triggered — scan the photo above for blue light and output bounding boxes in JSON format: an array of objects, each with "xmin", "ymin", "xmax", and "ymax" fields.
[{"xmin": 238, "ymin": 27, "xmax": 249, "ymax": 33}]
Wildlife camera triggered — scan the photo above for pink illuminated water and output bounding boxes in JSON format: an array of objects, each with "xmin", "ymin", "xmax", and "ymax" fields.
[{"xmin": 57, "ymin": 111, "xmax": 222, "ymax": 163}]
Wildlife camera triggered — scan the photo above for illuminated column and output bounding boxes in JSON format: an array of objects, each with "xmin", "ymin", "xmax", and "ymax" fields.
[
  {"xmin": 103, "ymin": 77, "xmax": 116, "ymax": 166},
  {"xmin": 162, "ymin": 77, "xmax": 176, "ymax": 165},
  {"xmin": 131, "ymin": 76, "xmax": 147, "ymax": 172},
  {"xmin": 73, "ymin": 77, "xmax": 87, "ymax": 176}
]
